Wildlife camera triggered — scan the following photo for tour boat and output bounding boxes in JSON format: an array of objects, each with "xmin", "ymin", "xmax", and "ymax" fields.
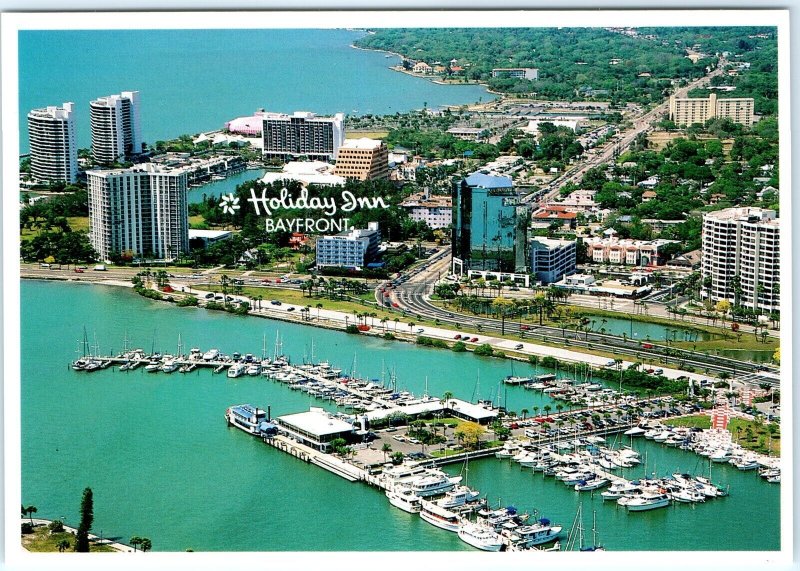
[
  {"xmin": 385, "ymin": 487, "xmax": 422, "ymax": 514},
  {"xmin": 419, "ymin": 500, "xmax": 462, "ymax": 532},
  {"xmin": 225, "ymin": 404, "xmax": 267, "ymax": 435},
  {"xmin": 458, "ymin": 522, "xmax": 504, "ymax": 551}
]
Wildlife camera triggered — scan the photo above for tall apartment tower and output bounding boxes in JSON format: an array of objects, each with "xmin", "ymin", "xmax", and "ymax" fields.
[
  {"xmin": 262, "ymin": 111, "xmax": 345, "ymax": 161},
  {"xmin": 90, "ymin": 91, "xmax": 142, "ymax": 165},
  {"xmin": 27, "ymin": 102, "xmax": 78, "ymax": 183},
  {"xmin": 451, "ymin": 172, "xmax": 528, "ymax": 275},
  {"xmin": 333, "ymin": 138, "xmax": 389, "ymax": 181},
  {"xmin": 701, "ymin": 207, "xmax": 780, "ymax": 312},
  {"xmin": 87, "ymin": 163, "xmax": 189, "ymax": 261}
]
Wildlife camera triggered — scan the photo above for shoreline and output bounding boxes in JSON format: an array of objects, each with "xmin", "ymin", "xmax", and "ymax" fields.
[
  {"xmin": 23, "ymin": 518, "xmax": 132, "ymax": 553},
  {"xmin": 22, "ymin": 275, "xmax": 714, "ymax": 384}
]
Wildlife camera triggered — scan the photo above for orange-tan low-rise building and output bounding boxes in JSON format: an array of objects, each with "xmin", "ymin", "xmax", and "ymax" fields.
[{"xmin": 333, "ymin": 138, "xmax": 389, "ymax": 181}]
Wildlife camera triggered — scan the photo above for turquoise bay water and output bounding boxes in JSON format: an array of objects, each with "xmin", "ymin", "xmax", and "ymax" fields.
[
  {"xmin": 21, "ymin": 281, "xmax": 780, "ymax": 551},
  {"xmin": 18, "ymin": 29, "xmax": 492, "ymax": 152},
  {"xmin": 188, "ymin": 168, "xmax": 266, "ymax": 205}
]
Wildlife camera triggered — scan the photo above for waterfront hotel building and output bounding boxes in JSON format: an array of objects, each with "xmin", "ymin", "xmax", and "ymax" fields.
[
  {"xmin": 89, "ymin": 91, "xmax": 143, "ymax": 166},
  {"xmin": 262, "ymin": 111, "xmax": 345, "ymax": 161},
  {"xmin": 315, "ymin": 222, "xmax": 381, "ymax": 270},
  {"xmin": 27, "ymin": 102, "xmax": 78, "ymax": 183},
  {"xmin": 87, "ymin": 163, "xmax": 189, "ymax": 261},
  {"xmin": 452, "ymin": 172, "xmax": 529, "ymax": 276},
  {"xmin": 701, "ymin": 207, "xmax": 780, "ymax": 312}
]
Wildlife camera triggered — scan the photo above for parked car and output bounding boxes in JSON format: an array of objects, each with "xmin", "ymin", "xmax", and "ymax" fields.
[
  {"xmin": 470, "ymin": 337, "xmax": 479, "ymax": 342},
  {"xmin": 515, "ymin": 344, "xmax": 524, "ymax": 350},
  {"xmin": 204, "ymin": 293, "xmax": 215, "ymax": 299},
  {"xmin": 454, "ymin": 334, "xmax": 462, "ymax": 340}
]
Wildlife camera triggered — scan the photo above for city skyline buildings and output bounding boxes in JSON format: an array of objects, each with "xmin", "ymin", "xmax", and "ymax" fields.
[
  {"xmin": 26, "ymin": 102, "xmax": 78, "ymax": 183},
  {"xmin": 90, "ymin": 90, "xmax": 142, "ymax": 165},
  {"xmin": 87, "ymin": 163, "xmax": 189, "ymax": 262}
]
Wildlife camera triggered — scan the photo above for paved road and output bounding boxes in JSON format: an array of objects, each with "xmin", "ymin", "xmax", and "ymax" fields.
[{"xmin": 522, "ymin": 60, "xmax": 727, "ymax": 205}]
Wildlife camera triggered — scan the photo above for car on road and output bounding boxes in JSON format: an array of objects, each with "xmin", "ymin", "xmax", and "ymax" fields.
[
  {"xmin": 261, "ymin": 279, "xmax": 272, "ymax": 284},
  {"xmin": 286, "ymin": 307, "xmax": 295, "ymax": 312},
  {"xmin": 270, "ymin": 300, "xmax": 282, "ymax": 306},
  {"xmin": 204, "ymin": 293, "xmax": 215, "ymax": 299},
  {"xmin": 642, "ymin": 342, "xmax": 654, "ymax": 349},
  {"xmin": 454, "ymin": 334, "xmax": 462, "ymax": 340},
  {"xmin": 654, "ymin": 368, "xmax": 664, "ymax": 375},
  {"xmin": 214, "ymin": 295, "xmax": 224, "ymax": 301},
  {"xmin": 74, "ymin": 268, "xmax": 84, "ymax": 273},
  {"xmin": 470, "ymin": 337, "xmax": 479, "ymax": 342},
  {"xmin": 515, "ymin": 344, "xmax": 524, "ymax": 350},
  {"xmin": 604, "ymin": 360, "xmax": 616, "ymax": 367},
  {"xmin": 520, "ymin": 325, "xmax": 530, "ymax": 331},
  {"xmin": 416, "ymin": 329, "xmax": 424, "ymax": 334}
]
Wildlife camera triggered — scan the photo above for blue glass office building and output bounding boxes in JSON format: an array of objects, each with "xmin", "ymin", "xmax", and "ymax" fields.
[{"xmin": 452, "ymin": 172, "xmax": 529, "ymax": 273}]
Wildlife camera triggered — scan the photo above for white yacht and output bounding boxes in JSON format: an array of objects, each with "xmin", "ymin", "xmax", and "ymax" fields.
[
  {"xmin": 622, "ymin": 491, "xmax": 670, "ymax": 512},
  {"xmin": 246, "ymin": 363, "xmax": 262, "ymax": 376},
  {"xmin": 574, "ymin": 477, "xmax": 609, "ymax": 492},
  {"xmin": 458, "ymin": 522, "xmax": 504, "ymax": 551},
  {"xmin": 385, "ymin": 487, "xmax": 422, "ymax": 514},
  {"xmin": 419, "ymin": 500, "xmax": 461, "ymax": 532},
  {"xmin": 227, "ymin": 363, "xmax": 247, "ymax": 378},
  {"xmin": 160, "ymin": 359, "xmax": 179, "ymax": 373},
  {"xmin": 504, "ymin": 518, "xmax": 562, "ymax": 548},
  {"xmin": 436, "ymin": 486, "xmax": 481, "ymax": 509},
  {"xmin": 202, "ymin": 348, "xmax": 220, "ymax": 361},
  {"xmin": 408, "ymin": 470, "xmax": 462, "ymax": 498}
]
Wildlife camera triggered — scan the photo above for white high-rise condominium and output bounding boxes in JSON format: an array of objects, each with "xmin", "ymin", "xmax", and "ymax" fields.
[
  {"xmin": 90, "ymin": 91, "xmax": 142, "ymax": 165},
  {"xmin": 262, "ymin": 111, "xmax": 345, "ymax": 161},
  {"xmin": 27, "ymin": 102, "xmax": 78, "ymax": 183},
  {"xmin": 701, "ymin": 207, "xmax": 780, "ymax": 313},
  {"xmin": 87, "ymin": 163, "xmax": 189, "ymax": 261}
]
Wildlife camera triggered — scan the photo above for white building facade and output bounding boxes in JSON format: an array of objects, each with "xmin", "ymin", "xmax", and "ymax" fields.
[
  {"xmin": 315, "ymin": 222, "xmax": 381, "ymax": 269},
  {"xmin": 262, "ymin": 111, "xmax": 345, "ymax": 161},
  {"xmin": 27, "ymin": 102, "xmax": 78, "ymax": 183},
  {"xmin": 529, "ymin": 237, "xmax": 576, "ymax": 284},
  {"xmin": 400, "ymin": 191, "xmax": 453, "ymax": 229},
  {"xmin": 87, "ymin": 163, "xmax": 189, "ymax": 261},
  {"xmin": 701, "ymin": 207, "xmax": 780, "ymax": 312},
  {"xmin": 90, "ymin": 91, "xmax": 142, "ymax": 165}
]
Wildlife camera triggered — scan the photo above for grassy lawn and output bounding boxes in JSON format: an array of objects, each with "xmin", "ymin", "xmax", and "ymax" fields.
[
  {"xmin": 665, "ymin": 415, "xmax": 711, "ymax": 429},
  {"xmin": 665, "ymin": 414, "xmax": 780, "ymax": 456},
  {"xmin": 21, "ymin": 217, "xmax": 90, "ymax": 242},
  {"xmin": 22, "ymin": 526, "xmax": 117, "ymax": 553},
  {"xmin": 346, "ymin": 130, "xmax": 389, "ymax": 139},
  {"xmin": 432, "ymin": 299, "xmax": 777, "ymax": 354}
]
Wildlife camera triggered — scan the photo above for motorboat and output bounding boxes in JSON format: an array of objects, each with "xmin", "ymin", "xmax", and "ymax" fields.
[
  {"xmin": 386, "ymin": 487, "xmax": 422, "ymax": 514},
  {"xmin": 227, "ymin": 363, "xmax": 247, "ymax": 378},
  {"xmin": 458, "ymin": 522, "xmax": 504, "ymax": 551},
  {"xmin": 246, "ymin": 363, "xmax": 262, "ymax": 376},
  {"xmin": 161, "ymin": 359, "xmax": 179, "ymax": 373},
  {"xmin": 574, "ymin": 478, "xmax": 609, "ymax": 492},
  {"xmin": 419, "ymin": 500, "xmax": 462, "ymax": 532},
  {"xmin": 436, "ymin": 486, "xmax": 481, "ymax": 509},
  {"xmin": 503, "ymin": 518, "xmax": 562, "ymax": 548},
  {"xmin": 622, "ymin": 491, "xmax": 670, "ymax": 512},
  {"xmin": 408, "ymin": 470, "xmax": 462, "ymax": 498},
  {"xmin": 202, "ymin": 348, "xmax": 220, "ymax": 361}
]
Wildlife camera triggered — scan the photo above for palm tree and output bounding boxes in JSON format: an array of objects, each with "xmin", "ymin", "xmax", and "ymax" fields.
[
  {"xmin": 532, "ymin": 405, "xmax": 540, "ymax": 418},
  {"xmin": 57, "ymin": 539, "xmax": 71, "ymax": 552},
  {"xmin": 381, "ymin": 443, "xmax": 392, "ymax": 462},
  {"xmin": 316, "ymin": 303, "xmax": 323, "ymax": 320},
  {"xmin": 140, "ymin": 538, "xmax": 152, "ymax": 552},
  {"xmin": 521, "ymin": 408, "xmax": 529, "ymax": 420},
  {"xmin": 440, "ymin": 391, "xmax": 454, "ymax": 409},
  {"xmin": 24, "ymin": 505, "xmax": 37, "ymax": 525},
  {"xmin": 380, "ymin": 317, "xmax": 388, "ymax": 332},
  {"xmin": 130, "ymin": 536, "xmax": 142, "ymax": 552},
  {"xmin": 555, "ymin": 403, "xmax": 564, "ymax": 415},
  {"xmin": 543, "ymin": 405, "xmax": 552, "ymax": 417}
]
